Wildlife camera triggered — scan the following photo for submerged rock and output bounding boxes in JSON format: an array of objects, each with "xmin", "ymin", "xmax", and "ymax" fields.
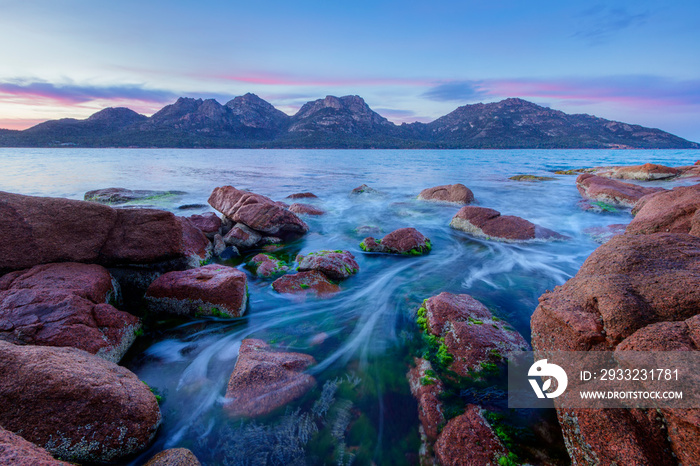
[
  {"xmin": 350, "ymin": 184, "xmax": 382, "ymax": 196},
  {"xmin": 84, "ymin": 187, "xmax": 185, "ymax": 205},
  {"xmin": 582, "ymin": 224, "xmax": 627, "ymax": 243},
  {"xmin": 599, "ymin": 163, "xmax": 680, "ymax": 181},
  {"xmin": 271, "ymin": 271, "xmax": 340, "ymax": 296},
  {"xmin": 297, "ymin": 250, "xmax": 359, "ymax": 279},
  {"xmin": 418, "ymin": 184, "xmax": 474, "ymax": 204},
  {"xmin": 144, "ymin": 448, "xmax": 202, "ymax": 466},
  {"xmin": 627, "ymin": 184, "xmax": 700, "ymax": 236},
  {"xmin": 407, "ymin": 358, "xmax": 445, "ymax": 441},
  {"xmin": 531, "ymin": 233, "xmax": 700, "ymax": 465},
  {"xmin": 208, "ymin": 186, "xmax": 308, "ymax": 238},
  {"xmin": 508, "ymin": 174, "xmax": 556, "ymax": 182},
  {"xmin": 0, "ymin": 341, "xmax": 161, "ymax": 463},
  {"xmin": 434, "ymin": 405, "xmax": 509, "ymax": 466},
  {"xmin": 0, "ymin": 263, "xmax": 139, "ymax": 362},
  {"xmin": 286, "ymin": 192, "xmax": 318, "ymax": 199},
  {"xmin": 575, "ymin": 173, "xmax": 664, "ymax": 207},
  {"xmin": 187, "ymin": 212, "xmax": 221, "ymax": 239},
  {"xmin": 450, "ymin": 206, "xmax": 565, "ymax": 242},
  {"xmin": 360, "ymin": 227, "xmax": 432, "ymax": 255},
  {"xmin": 248, "ymin": 253, "xmax": 289, "ymax": 278},
  {"xmin": 422, "ymin": 292, "xmax": 529, "ymax": 378},
  {"xmin": 224, "ymin": 339, "xmax": 316, "ymax": 417},
  {"xmin": 146, "ymin": 264, "xmax": 247, "ymax": 318},
  {"xmin": 0, "ymin": 427, "xmax": 70, "ymax": 466},
  {"xmin": 289, "ymin": 203, "xmax": 326, "ymax": 216}
]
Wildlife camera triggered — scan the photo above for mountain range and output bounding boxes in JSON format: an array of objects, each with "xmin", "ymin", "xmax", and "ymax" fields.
[{"xmin": 0, "ymin": 94, "xmax": 697, "ymax": 149}]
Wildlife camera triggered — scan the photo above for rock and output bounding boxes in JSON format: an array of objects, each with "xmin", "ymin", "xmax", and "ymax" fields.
[
  {"xmin": 0, "ymin": 341, "xmax": 161, "ymax": 463},
  {"xmin": 212, "ymin": 233, "xmax": 226, "ymax": 257},
  {"xmin": 0, "ymin": 191, "xmax": 211, "ymax": 273},
  {"xmin": 177, "ymin": 203, "xmax": 208, "ymax": 210},
  {"xmin": 577, "ymin": 199, "xmax": 621, "ymax": 213},
  {"xmin": 360, "ymin": 227, "xmax": 432, "ymax": 255},
  {"xmin": 289, "ymin": 203, "xmax": 326, "ymax": 216},
  {"xmin": 296, "ymin": 250, "xmax": 359, "ymax": 279},
  {"xmin": 224, "ymin": 339, "xmax": 316, "ymax": 417},
  {"xmin": 0, "ymin": 427, "xmax": 70, "ymax": 465},
  {"xmin": 449, "ymin": 206, "xmax": 565, "ymax": 242},
  {"xmin": 84, "ymin": 187, "xmax": 185, "ymax": 205},
  {"xmin": 531, "ymin": 233, "xmax": 700, "ymax": 465},
  {"xmin": 575, "ymin": 173, "xmax": 665, "ymax": 207},
  {"xmin": 407, "ymin": 358, "xmax": 445, "ymax": 441},
  {"xmin": 627, "ymin": 184, "xmax": 700, "ymax": 235},
  {"xmin": 223, "ymin": 222, "xmax": 263, "ymax": 249},
  {"xmin": 208, "ymin": 186, "xmax": 308, "ymax": 238},
  {"xmin": 354, "ymin": 225, "xmax": 382, "ymax": 236},
  {"xmin": 434, "ymin": 405, "xmax": 509, "ymax": 466},
  {"xmin": 600, "ymin": 163, "xmax": 680, "ymax": 180},
  {"xmin": 0, "ymin": 263, "xmax": 139, "ymax": 362},
  {"xmin": 422, "ymin": 292, "xmax": 529, "ymax": 377},
  {"xmin": 418, "ymin": 184, "xmax": 474, "ymax": 204},
  {"xmin": 508, "ymin": 175, "xmax": 556, "ymax": 182},
  {"xmin": 271, "ymin": 271, "xmax": 340, "ymax": 296},
  {"xmin": 187, "ymin": 212, "xmax": 221, "ymax": 239},
  {"xmin": 286, "ymin": 192, "xmax": 318, "ymax": 199},
  {"xmin": 144, "ymin": 448, "xmax": 201, "ymax": 466},
  {"xmin": 582, "ymin": 223, "xmax": 627, "ymax": 243},
  {"xmin": 145, "ymin": 264, "xmax": 247, "ymax": 318},
  {"xmin": 248, "ymin": 253, "xmax": 289, "ymax": 278},
  {"xmin": 350, "ymin": 184, "xmax": 381, "ymax": 196},
  {"xmin": 692, "ymin": 210, "xmax": 700, "ymax": 237}
]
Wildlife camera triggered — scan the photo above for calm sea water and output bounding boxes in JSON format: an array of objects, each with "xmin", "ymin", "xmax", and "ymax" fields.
[{"xmin": 1, "ymin": 148, "xmax": 697, "ymax": 465}]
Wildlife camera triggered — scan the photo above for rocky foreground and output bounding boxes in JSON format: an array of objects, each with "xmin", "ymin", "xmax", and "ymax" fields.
[{"xmin": 0, "ymin": 161, "xmax": 697, "ymax": 464}]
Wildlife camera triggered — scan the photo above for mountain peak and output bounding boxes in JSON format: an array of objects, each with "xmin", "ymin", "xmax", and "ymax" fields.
[
  {"xmin": 86, "ymin": 107, "xmax": 146, "ymax": 125},
  {"xmin": 226, "ymin": 93, "xmax": 288, "ymax": 130}
]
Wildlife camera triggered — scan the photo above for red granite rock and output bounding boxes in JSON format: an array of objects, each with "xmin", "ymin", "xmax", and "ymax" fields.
[
  {"xmin": 600, "ymin": 163, "xmax": 680, "ymax": 180},
  {"xmin": 576, "ymin": 173, "xmax": 665, "ymax": 207},
  {"xmin": 187, "ymin": 212, "xmax": 221, "ymax": 238},
  {"xmin": 249, "ymin": 254, "xmax": 289, "ymax": 278},
  {"xmin": 0, "ymin": 263, "xmax": 139, "ymax": 362},
  {"xmin": 208, "ymin": 186, "xmax": 308, "ymax": 237},
  {"xmin": 0, "ymin": 341, "xmax": 161, "ymax": 463},
  {"xmin": 223, "ymin": 222, "xmax": 263, "ymax": 249},
  {"xmin": 286, "ymin": 192, "xmax": 318, "ymax": 199},
  {"xmin": 350, "ymin": 184, "xmax": 381, "ymax": 195},
  {"xmin": 360, "ymin": 227, "xmax": 432, "ymax": 255},
  {"xmin": 224, "ymin": 339, "xmax": 316, "ymax": 417},
  {"xmin": 297, "ymin": 250, "xmax": 359, "ymax": 279},
  {"xmin": 627, "ymin": 184, "xmax": 700, "ymax": 235},
  {"xmin": 0, "ymin": 427, "xmax": 70, "ymax": 465},
  {"xmin": 407, "ymin": 358, "xmax": 445, "ymax": 441},
  {"xmin": 144, "ymin": 448, "xmax": 202, "ymax": 466},
  {"xmin": 434, "ymin": 405, "xmax": 509, "ymax": 466},
  {"xmin": 418, "ymin": 184, "xmax": 474, "ymax": 204},
  {"xmin": 289, "ymin": 203, "xmax": 326, "ymax": 216},
  {"xmin": 146, "ymin": 264, "xmax": 247, "ymax": 317},
  {"xmin": 450, "ymin": 206, "xmax": 565, "ymax": 242},
  {"xmin": 271, "ymin": 271, "xmax": 340, "ymax": 296}
]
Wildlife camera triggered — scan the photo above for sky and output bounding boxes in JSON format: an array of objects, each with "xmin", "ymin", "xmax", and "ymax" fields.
[{"xmin": 0, "ymin": 0, "xmax": 699, "ymax": 141}]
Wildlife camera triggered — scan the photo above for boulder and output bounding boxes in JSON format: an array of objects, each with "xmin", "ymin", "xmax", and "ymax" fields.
[
  {"xmin": 208, "ymin": 186, "xmax": 308, "ymax": 238},
  {"xmin": 145, "ymin": 264, "xmax": 247, "ymax": 318},
  {"xmin": 296, "ymin": 250, "xmax": 359, "ymax": 279},
  {"xmin": 223, "ymin": 222, "xmax": 263, "ymax": 249},
  {"xmin": 224, "ymin": 339, "xmax": 316, "ymax": 417},
  {"xmin": 449, "ymin": 206, "xmax": 565, "ymax": 242},
  {"xmin": 627, "ymin": 184, "xmax": 700, "ymax": 235},
  {"xmin": 286, "ymin": 192, "xmax": 318, "ymax": 199},
  {"xmin": 144, "ymin": 448, "xmax": 201, "ymax": 466},
  {"xmin": 248, "ymin": 253, "xmax": 289, "ymax": 278},
  {"xmin": 350, "ymin": 184, "xmax": 382, "ymax": 196},
  {"xmin": 0, "ymin": 341, "xmax": 161, "ymax": 463},
  {"xmin": 418, "ymin": 184, "xmax": 474, "ymax": 204},
  {"xmin": 360, "ymin": 227, "xmax": 432, "ymax": 255},
  {"xmin": 422, "ymin": 292, "xmax": 529, "ymax": 377},
  {"xmin": 289, "ymin": 203, "xmax": 326, "ymax": 216},
  {"xmin": 407, "ymin": 358, "xmax": 445, "ymax": 441},
  {"xmin": 600, "ymin": 163, "xmax": 680, "ymax": 181},
  {"xmin": 531, "ymin": 233, "xmax": 700, "ymax": 465},
  {"xmin": 212, "ymin": 233, "xmax": 226, "ymax": 257},
  {"xmin": 575, "ymin": 173, "xmax": 664, "ymax": 207},
  {"xmin": 0, "ymin": 191, "xmax": 210, "ymax": 273},
  {"xmin": 271, "ymin": 271, "xmax": 340, "ymax": 296},
  {"xmin": 0, "ymin": 263, "xmax": 139, "ymax": 362},
  {"xmin": 508, "ymin": 175, "xmax": 556, "ymax": 182},
  {"xmin": 84, "ymin": 187, "xmax": 184, "ymax": 205},
  {"xmin": 434, "ymin": 405, "xmax": 509, "ymax": 466},
  {"xmin": 0, "ymin": 427, "xmax": 70, "ymax": 465},
  {"xmin": 187, "ymin": 212, "xmax": 221, "ymax": 239}
]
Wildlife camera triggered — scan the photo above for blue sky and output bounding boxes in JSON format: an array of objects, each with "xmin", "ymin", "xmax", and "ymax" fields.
[{"xmin": 1, "ymin": 0, "xmax": 699, "ymax": 141}]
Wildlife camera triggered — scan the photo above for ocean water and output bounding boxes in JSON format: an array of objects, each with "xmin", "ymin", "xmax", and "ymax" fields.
[{"xmin": 1, "ymin": 148, "xmax": 697, "ymax": 465}]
